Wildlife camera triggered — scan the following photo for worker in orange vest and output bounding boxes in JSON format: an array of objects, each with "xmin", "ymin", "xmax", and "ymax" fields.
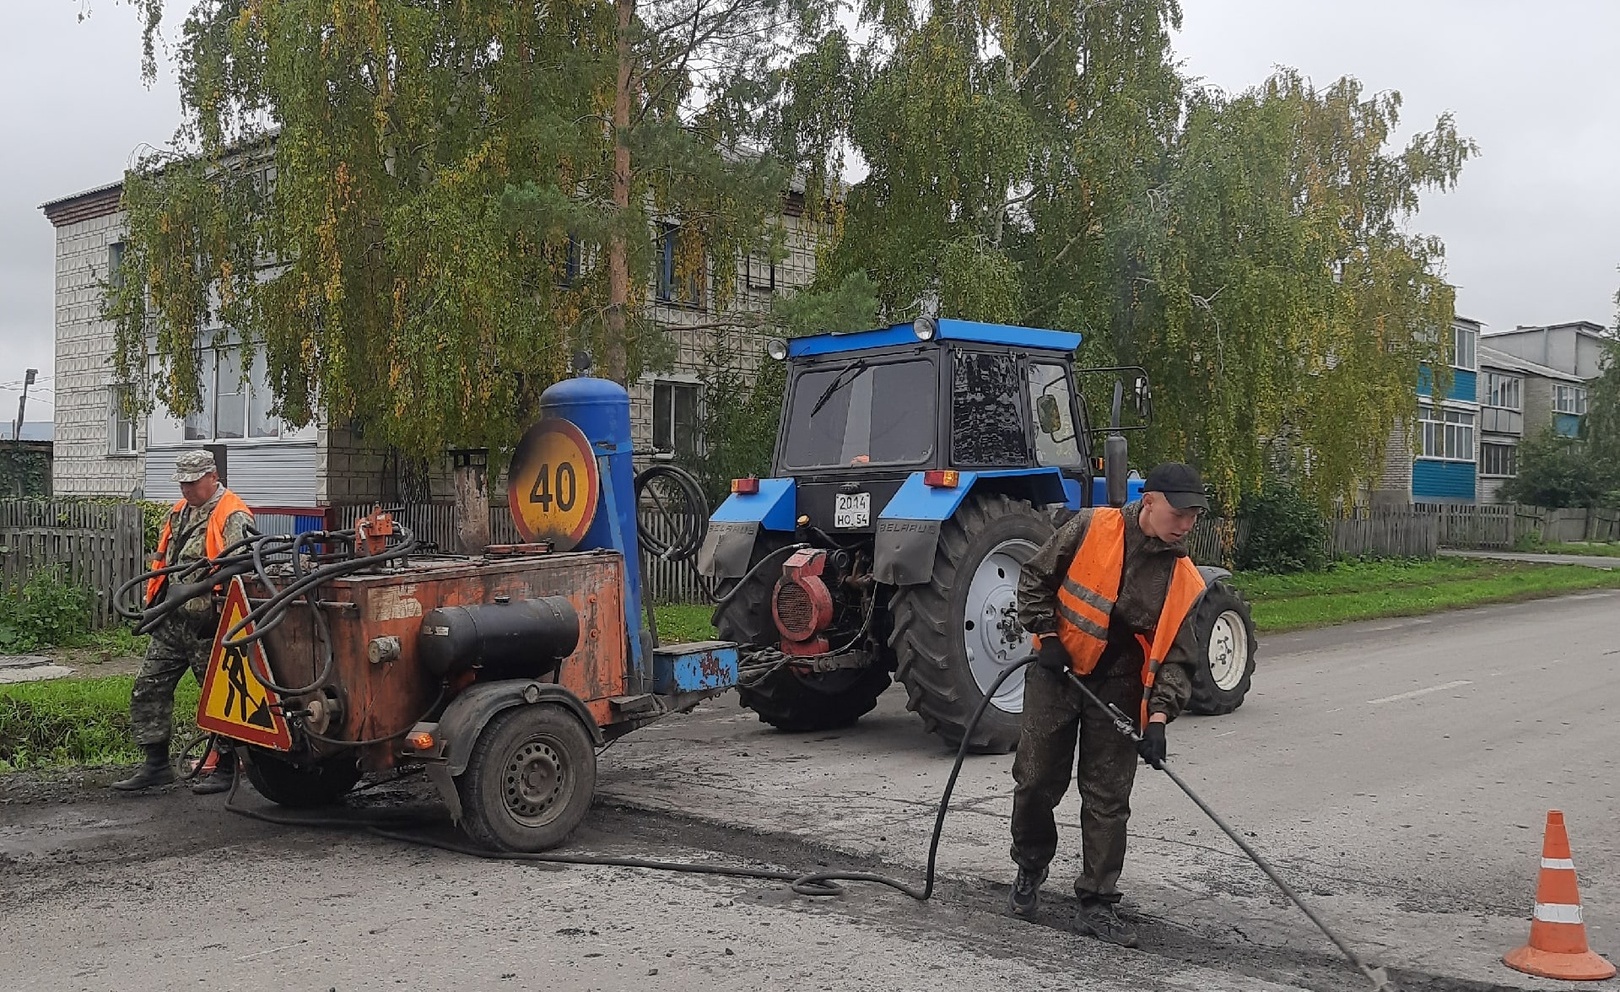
[
  {"xmin": 1007, "ymin": 462, "xmax": 1209, "ymax": 947},
  {"xmin": 113, "ymin": 450, "xmax": 253, "ymax": 795}
]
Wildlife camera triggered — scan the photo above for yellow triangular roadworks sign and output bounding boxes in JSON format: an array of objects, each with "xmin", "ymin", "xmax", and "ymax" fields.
[{"xmin": 196, "ymin": 577, "xmax": 293, "ymax": 751}]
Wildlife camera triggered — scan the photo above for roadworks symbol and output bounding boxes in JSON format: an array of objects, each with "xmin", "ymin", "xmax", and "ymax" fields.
[{"xmin": 196, "ymin": 577, "xmax": 293, "ymax": 751}]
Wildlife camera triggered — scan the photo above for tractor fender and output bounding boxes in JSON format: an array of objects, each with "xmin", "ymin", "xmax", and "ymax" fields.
[
  {"xmin": 699, "ymin": 479, "xmax": 797, "ymax": 579},
  {"xmin": 437, "ymin": 680, "xmax": 604, "ymax": 778},
  {"xmin": 1197, "ymin": 565, "xmax": 1233, "ymax": 587},
  {"xmin": 874, "ymin": 469, "xmax": 1070, "ymax": 586}
]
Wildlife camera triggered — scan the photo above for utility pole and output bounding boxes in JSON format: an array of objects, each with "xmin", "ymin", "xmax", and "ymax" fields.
[{"xmin": 12, "ymin": 368, "xmax": 37, "ymax": 442}]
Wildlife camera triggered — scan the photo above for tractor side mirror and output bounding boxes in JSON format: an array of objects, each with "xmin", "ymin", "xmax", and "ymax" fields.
[
  {"xmin": 1133, "ymin": 375, "xmax": 1152, "ymax": 422},
  {"xmin": 1104, "ymin": 433, "xmax": 1129, "ymax": 507},
  {"xmin": 1036, "ymin": 394, "xmax": 1063, "ymax": 436}
]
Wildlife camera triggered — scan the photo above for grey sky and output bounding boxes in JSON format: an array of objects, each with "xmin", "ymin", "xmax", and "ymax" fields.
[{"xmin": 3, "ymin": 1, "xmax": 1617, "ymax": 420}]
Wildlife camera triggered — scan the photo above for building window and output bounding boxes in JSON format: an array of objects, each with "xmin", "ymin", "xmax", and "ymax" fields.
[
  {"xmin": 108, "ymin": 241, "xmax": 126, "ymax": 290},
  {"xmin": 110, "ymin": 385, "xmax": 138, "ymax": 454},
  {"xmin": 1417, "ymin": 403, "xmax": 1475, "ymax": 461},
  {"xmin": 1483, "ymin": 372, "xmax": 1521, "ymax": 410},
  {"xmin": 651, "ymin": 380, "xmax": 701, "ymax": 457},
  {"xmin": 1553, "ymin": 384, "xmax": 1588, "ymax": 415},
  {"xmin": 746, "ymin": 252, "xmax": 776, "ymax": 292},
  {"xmin": 1452, "ymin": 324, "xmax": 1477, "ymax": 372},
  {"xmin": 1479, "ymin": 442, "xmax": 1517, "ymax": 478},
  {"xmin": 177, "ymin": 346, "xmax": 285, "ymax": 443},
  {"xmin": 655, "ymin": 224, "xmax": 704, "ymax": 306}
]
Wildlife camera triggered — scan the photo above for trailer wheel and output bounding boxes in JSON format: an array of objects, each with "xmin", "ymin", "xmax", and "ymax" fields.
[
  {"xmin": 243, "ymin": 749, "xmax": 361, "ymax": 808},
  {"xmin": 1186, "ymin": 581, "xmax": 1256, "ymax": 715},
  {"xmin": 716, "ymin": 544, "xmax": 890, "ymax": 733},
  {"xmin": 457, "ymin": 705, "xmax": 597, "ymax": 852},
  {"xmin": 889, "ymin": 493, "xmax": 1054, "ymax": 753}
]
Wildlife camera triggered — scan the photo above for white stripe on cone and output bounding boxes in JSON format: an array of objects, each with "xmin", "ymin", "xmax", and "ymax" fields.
[
  {"xmin": 1541, "ymin": 857, "xmax": 1576, "ymax": 870},
  {"xmin": 1534, "ymin": 902, "xmax": 1584, "ymax": 925}
]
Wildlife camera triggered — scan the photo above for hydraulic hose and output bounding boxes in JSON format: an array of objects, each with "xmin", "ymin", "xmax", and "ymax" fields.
[
  {"xmin": 225, "ymin": 657, "xmax": 1040, "ymax": 902},
  {"xmin": 633, "ymin": 463, "xmax": 709, "ymax": 562}
]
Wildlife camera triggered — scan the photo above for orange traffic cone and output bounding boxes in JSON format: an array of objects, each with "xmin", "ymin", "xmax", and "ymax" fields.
[{"xmin": 1503, "ymin": 810, "xmax": 1615, "ymax": 981}]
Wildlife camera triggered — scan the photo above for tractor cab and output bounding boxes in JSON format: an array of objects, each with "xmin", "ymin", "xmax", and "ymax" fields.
[{"xmin": 769, "ymin": 318, "xmax": 1106, "ymax": 537}]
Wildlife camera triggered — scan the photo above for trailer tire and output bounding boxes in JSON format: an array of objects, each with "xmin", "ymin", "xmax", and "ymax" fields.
[
  {"xmin": 1187, "ymin": 581, "xmax": 1256, "ymax": 715},
  {"xmin": 243, "ymin": 749, "xmax": 361, "ymax": 808},
  {"xmin": 457, "ymin": 704, "xmax": 597, "ymax": 852},
  {"xmin": 889, "ymin": 493, "xmax": 1053, "ymax": 754},
  {"xmin": 716, "ymin": 543, "xmax": 891, "ymax": 733}
]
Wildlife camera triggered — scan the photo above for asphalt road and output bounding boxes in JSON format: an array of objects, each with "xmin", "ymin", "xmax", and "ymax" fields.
[{"xmin": 3, "ymin": 590, "xmax": 1617, "ymax": 991}]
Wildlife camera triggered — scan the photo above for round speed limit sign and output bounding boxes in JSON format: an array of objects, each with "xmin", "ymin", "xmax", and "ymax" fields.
[{"xmin": 507, "ymin": 418, "xmax": 601, "ymax": 550}]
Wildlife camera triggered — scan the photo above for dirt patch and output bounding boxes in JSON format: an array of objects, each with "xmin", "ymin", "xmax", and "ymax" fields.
[{"xmin": 40, "ymin": 648, "xmax": 147, "ymax": 679}]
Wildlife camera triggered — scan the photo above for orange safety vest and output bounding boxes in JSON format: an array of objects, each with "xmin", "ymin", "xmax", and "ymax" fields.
[
  {"xmin": 145, "ymin": 489, "xmax": 254, "ymax": 604},
  {"xmin": 1041, "ymin": 507, "xmax": 1206, "ymax": 727}
]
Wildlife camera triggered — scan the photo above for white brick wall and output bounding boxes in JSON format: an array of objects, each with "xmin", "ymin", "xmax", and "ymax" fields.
[{"xmin": 51, "ymin": 212, "xmax": 144, "ymax": 498}]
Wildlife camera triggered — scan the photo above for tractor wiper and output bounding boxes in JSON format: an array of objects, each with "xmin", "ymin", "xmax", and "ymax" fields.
[{"xmin": 809, "ymin": 358, "xmax": 870, "ymax": 417}]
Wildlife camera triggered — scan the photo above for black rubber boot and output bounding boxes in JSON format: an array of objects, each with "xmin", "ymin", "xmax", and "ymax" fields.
[
  {"xmin": 111, "ymin": 742, "xmax": 175, "ymax": 791},
  {"xmin": 1008, "ymin": 866, "xmax": 1047, "ymax": 920},
  {"xmin": 1077, "ymin": 898, "xmax": 1140, "ymax": 948},
  {"xmin": 190, "ymin": 747, "xmax": 237, "ymax": 795}
]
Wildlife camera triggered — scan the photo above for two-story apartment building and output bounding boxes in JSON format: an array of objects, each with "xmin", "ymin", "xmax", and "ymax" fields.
[
  {"xmin": 42, "ymin": 179, "xmax": 821, "ymax": 511},
  {"xmin": 1374, "ymin": 316, "xmax": 1482, "ymax": 505},
  {"xmin": 1475, "ymin": 345, "xmax": 1587, "ymax": 502}
]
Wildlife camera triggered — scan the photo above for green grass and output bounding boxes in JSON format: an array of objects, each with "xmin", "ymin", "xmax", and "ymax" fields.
[
  {"xmin": 1230, "ymin": 557, "xmax": 1620, "ymax": 632},
  {"xmin": 0, "ymin": 675, "xmax": 199, "ymax": 771},
  {"xmin": 652, "ymin": 603, "xmax": 717, "ymax": 643}
]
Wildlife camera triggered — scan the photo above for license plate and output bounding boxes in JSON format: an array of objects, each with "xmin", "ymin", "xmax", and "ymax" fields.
[{"xmin": 834, "ymin": 492, "xmax": 871, "ymax": 529}]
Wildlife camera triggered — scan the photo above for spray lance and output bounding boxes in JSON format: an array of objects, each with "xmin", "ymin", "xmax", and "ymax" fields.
[{"xmin": 1061, "ymin": 667, "xmax": 1399, "ymax": 992}]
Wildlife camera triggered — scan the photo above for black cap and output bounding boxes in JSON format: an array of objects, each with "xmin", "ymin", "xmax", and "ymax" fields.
[{"xmin": 1144, "ymin": 462, "xmax": 1208, "ymax": 511}]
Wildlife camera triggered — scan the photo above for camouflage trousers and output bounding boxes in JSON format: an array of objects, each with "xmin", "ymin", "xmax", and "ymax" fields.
[
  {"xmin": 129, "ymin": 614, "xmax": 216, "ymax": 747},
  {"xmin": 1009, "ymin": 663, "xmax": 1143, "ymax": 904}
]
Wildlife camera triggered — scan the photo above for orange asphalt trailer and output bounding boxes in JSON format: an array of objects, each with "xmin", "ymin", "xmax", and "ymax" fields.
[{"xmin": 193, "ymin": 375, "xmax": 736, "ymax": 852}]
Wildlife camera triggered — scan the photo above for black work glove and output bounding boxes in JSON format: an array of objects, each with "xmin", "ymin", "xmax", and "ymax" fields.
[
  {"xmin": 1035, "ymin": 637, "xmax": 1070, "ymax": 673},
  {"xmin": 1137, "ymin": 722, "xmax": 1167, "ymax": 769}
]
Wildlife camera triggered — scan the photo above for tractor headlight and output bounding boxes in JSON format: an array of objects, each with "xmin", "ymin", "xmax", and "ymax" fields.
[
  {"xmin": 767, "ymin": 338, "xmax": 789, "ymax": 361},
  {"xmin": 912, "ymin": 317, "xmax": 938, "ymax": 341}
]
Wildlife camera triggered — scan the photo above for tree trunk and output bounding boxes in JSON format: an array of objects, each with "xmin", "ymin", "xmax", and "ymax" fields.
[
  {"xmin": 452, "ymin": 452, "xmax": 491, "ymax": 554},
  {"xmin": 604, "ymin": 0, "xmax": 635, "ymax": 385}
]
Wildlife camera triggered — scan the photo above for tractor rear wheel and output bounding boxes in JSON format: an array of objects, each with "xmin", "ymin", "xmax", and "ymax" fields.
[
  {"xmin": 715, "ymin": 544, "xmax": 891, "ymax": 733},
  {"xmin": 889, "ymin": 493, "xmax": 1054, "ymax": 753},
  {"xmin": 243, "ymin": 748, "xmax": 362, "ymax": 808},
  {"xmin": 1186, "ymin": 581, "xmax": 1256, "ymax": 715}
]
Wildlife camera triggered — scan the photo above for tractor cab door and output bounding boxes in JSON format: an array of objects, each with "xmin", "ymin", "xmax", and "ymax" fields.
[{"xmin": 1025, "ymin": 359, "xmax": 1092, "ymax": 507}]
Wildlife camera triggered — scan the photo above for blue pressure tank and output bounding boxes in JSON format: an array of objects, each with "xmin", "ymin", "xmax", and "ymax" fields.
[{"xmin": 537, "ymin": 375, "xmax": 646, "ymax": 676}]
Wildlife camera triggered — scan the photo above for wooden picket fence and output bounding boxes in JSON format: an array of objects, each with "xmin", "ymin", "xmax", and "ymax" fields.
[{"xmin": 0, "ymin": 500, "xmax": 146, "ymax": 626}]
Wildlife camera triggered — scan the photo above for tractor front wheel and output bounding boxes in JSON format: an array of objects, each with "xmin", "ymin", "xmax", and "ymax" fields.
[
  {"xmin": 1186, "ymin": 581, "xmax": 1256, "ymax": 715},
  {"xmin": 889, "ymin": 493, "xmax": 1054, "ymax": 753}
]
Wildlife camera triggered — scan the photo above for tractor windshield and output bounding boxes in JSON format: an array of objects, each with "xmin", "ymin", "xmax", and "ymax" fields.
[{"xmin": 780, "ymin": 357, "xmax": 937, "ymax": 470}]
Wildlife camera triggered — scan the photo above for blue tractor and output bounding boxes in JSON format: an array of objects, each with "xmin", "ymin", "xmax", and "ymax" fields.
[{"xmin": 697, "ymin": 318, "xmax": 1256, "ymax": 753}]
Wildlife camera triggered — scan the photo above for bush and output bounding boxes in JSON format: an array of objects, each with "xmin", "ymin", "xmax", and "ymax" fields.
[
  {"xmin": 1237, "ymin": 482, "xmax": 1329, "ymax": 573},
  {"xmin": 1501, "ymin": 429, "xmax": 1616, "ymax": 509},
  {"xmin": 0, "ymin": 568, "xmax": 95, "ymax": 652}
]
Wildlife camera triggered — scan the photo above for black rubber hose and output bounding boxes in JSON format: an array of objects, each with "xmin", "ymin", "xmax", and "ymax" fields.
[
  {"xmin": 634, "ymin": 463, "xmax": 708, "ymax": 562},
  {"xmin": 225, "ymin": 657, "xmax": 1037, "ymax": 902}
]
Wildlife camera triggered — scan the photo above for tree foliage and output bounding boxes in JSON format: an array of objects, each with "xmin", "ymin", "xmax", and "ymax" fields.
[
  {"xmin": 1501, "ymin": 428, "xmax": 1615, "ymax": 509},
  {"xmin": 114, "ymin": 0, "xmax": 828, "ymax": 460},
  {"xmin": 783, "ymin": 0, "xmax": 1475, "ymax": 506}
]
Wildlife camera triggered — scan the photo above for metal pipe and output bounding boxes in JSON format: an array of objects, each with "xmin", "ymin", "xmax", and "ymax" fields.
[{"xmin": 1062, "ymin": 669, "xmax": 1398, "ymax": 992}]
